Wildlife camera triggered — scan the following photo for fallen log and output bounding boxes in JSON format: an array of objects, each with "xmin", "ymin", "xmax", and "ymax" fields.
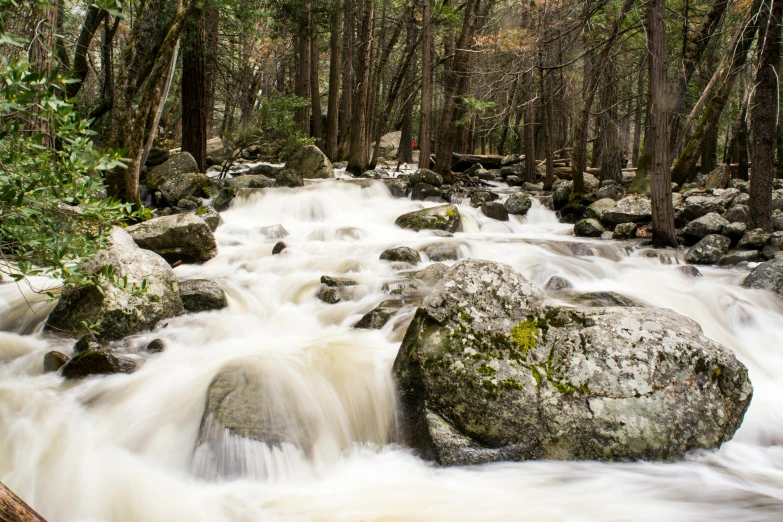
[
  {"xmin": 0, "ymin": 482, "xmax": 47, "ymax": 522},
  {"xmin": 451, "ymin": 153, "xmax": 523, "ymax": 171}
]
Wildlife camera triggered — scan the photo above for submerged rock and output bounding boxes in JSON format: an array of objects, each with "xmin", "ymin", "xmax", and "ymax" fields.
[
  {"xmin": 179, "ymin": 279, "xmax": 228, "ymax": 312},
  {"xmin": 393, "ymin": 259, "xmax": 752, "ymax": 466},
  {"xmin": 43, "ymin": 351, "xmax": 68, "ymax": 373},
  {"xmin": 46, "ymin": 229, "xmax": 184, "ymax": 341},
  {"xmin": 275, "ymin": 168, "xmax": 304, "ymax": 187},
  {"xmin": 272, "ymin": 241, "xmax": 287, "ymax": 255},
  {"xmin": 354, "ymin": 300, "xmax": 405, "ymax": 329},
  {"xmin": 420, "ymin": 242, "xmax": 465, "ymax": 262},
  {"xmin": 395, "ymin": 205, "xmax": 462, "ymax": 233},
  {"xmin": 127, "ymin": 214, "xmax": 218, "ymax": 263},
  {"xmin": 61, "ymin": 350, "xmax": 136, "ymax": 379},
  {"xmin": 380, "ymin": 246, "xmax": 421, "ymax": 265},
  {"xmin": 544, "ymin": 276, "xmax": 573, "ymax": 292}
]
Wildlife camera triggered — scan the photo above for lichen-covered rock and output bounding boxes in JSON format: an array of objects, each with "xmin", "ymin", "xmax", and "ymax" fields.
[
  {"xmin": 395, "ymin": 205, "xmax": 462, "ymax": 233},
  {"xmin": 61, "ymin": 350, "xmax": 136, "ymax": 379},
  {"xmin": 743, "ymin": 258, "xmax": 783, "ymax": 297},
  {"xmin": 601, "ymin": 195, "xmax": 651, "ymax": 225},
  {"xmin": 155, "ymin": 172, "xmax": 210, "ymax": 206},
  {"xmin": 146, "ymin": 152, "xmax": 200, "ymax": 191},
  {"xmin": 705, "ymin": 164, "xmax": 731, "ymax": 190},
  {"xmin": 683, "ymin": 212, "xmax": 730, "ymax": 243},
  {"xmin": 724, "ymin": 205, "xmax": 749, "ymax": 224},
  {"xmin": 127, "ymin": 214, "xmax": 217, "ymax": 263},
  {"xmin": 574, "ymin": 218, "xmax": 605, "ymax": 238},
  {"xmin": 544, "ymin": 276, "xmax": 573, "ymax": 291},
  {"xmin": 683, "ymin": 196, "xmax": 725, "ymax": 221},
  {"xmin": 393, "ymin": 259, "xmax": 752, "ymax": 466},
  {"xmin": 481, "ymin": 201, "xmax": 509, "ymax": 221},
  {"xmin": 613, "ymin": 222, "xmax": 638, "ymax": 240},
  {"xmin": 46, "ymin": 229, "xmax": 184, "ymax": 340},
  {"xmin": 596, "ymin": 181, "xmax": 624, "ymax": 201},
  {"xmin": 410, "ymin": 169, "xmax": 443, "ymax": 188},
  {"xmin": 284, "ymin": 144, "xmax": 334, "ymax": 179},
  {"xmin": 194, "ymin": 205, "xmax": 222, "ymax": 232},
  {"xmin": 179, "ymin": 279, "xmax": 228, "ymax": 312},
  {"xmin": 585, "ymin": 198, "xmax": 617, "ymax": 221},
  {"xmin": 685, "ymin": 234, "xmax": 731, "ymax": 265},
  {"xmin": 354, "ymin": 300, "xmax": 405, "ymax": 329},
  {"xmin": 380, "ymin": 246, "xmax": 421, "ymax": 265},
  {"xmin": 505, "ymin": 193, "xmax": 532, "ymax": 215},
  {"xmin": 738, "ymin": 228, "xmax": 772, "ymax": 250}
]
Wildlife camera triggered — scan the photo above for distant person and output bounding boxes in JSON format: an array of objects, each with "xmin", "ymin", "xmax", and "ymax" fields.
[
  {"xmin": 412, "ymin": 138, "xmax": 418, "ymax": 150},
  {"xmin": 621, "ymin": 155, "xmax": 629, "ymax": 169}
]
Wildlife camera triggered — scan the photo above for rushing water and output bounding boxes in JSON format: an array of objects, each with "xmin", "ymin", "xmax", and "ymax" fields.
[{"xmin": 1, "ymin": 176, "xmax": 783, "ymax": 522}]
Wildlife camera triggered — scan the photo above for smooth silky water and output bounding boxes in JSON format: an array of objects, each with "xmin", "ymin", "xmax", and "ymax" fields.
[{"xmin": 1, "ymin": 175, "xmax": 782, "ymax": 521}]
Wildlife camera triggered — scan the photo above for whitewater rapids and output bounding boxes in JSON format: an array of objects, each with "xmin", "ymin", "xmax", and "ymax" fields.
[{"xmin": 1, "ymin": 177, "xmax": 782, "ymax": 521}]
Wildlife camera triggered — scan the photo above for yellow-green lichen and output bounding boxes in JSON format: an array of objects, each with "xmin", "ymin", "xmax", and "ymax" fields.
[{"xmin": 510, "ymin": 319, "xmax": 539, "ymax": 355}]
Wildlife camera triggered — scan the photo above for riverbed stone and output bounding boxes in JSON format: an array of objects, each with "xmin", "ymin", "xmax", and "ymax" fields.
[
  {"xmin": 505, "ymin": 193, "xmax": 533, "ymax": 215},
  {"xmin": 705, "ymin": 164, "xmax": 731, "ymax": 190},
  {"xmin": 613, "ymin": 222, "xmax": 638, "ymax": 240},
  {"xmin": 61, "ymin": 350, "xmax": 136, "ymax": 379},
  {"xmin": 179, "ymin": 279, "xmax": 228, "ymax": 312},
  {"xmin": 683, "ymin": 213, "xmax": 729, "ymax": 244},
  {"xmin": 380, "ymin": 247, "xmax": 421, "ymax": 265},
  {"xmin": 685, "ymin": 234, "xmax": 731, "ymax": 265},
  {"xmin": 146, "ymin": 152, "xmax": 200, "ymax": 191},
  {"xmin": 195, "ymin": 205, "xmax": 222, "ymax": 231},
  {"xmin": 46, "ymin": 229, "xmax": 184, "ymax": 340},
  {"xmin": 469, "ymin": 191, "xmax": 497, "ymax": 208},
  {"xmin": 719, "ymin": 250, "xmax": 760, "ymax": 266},
  {"xmin": 275, "ymin": 168, "xmax": 304, "ymax": 187},
  {"xmin": 481, "ymin": 201, "xmax": 509, "ymax": 221},
  {"xmin": 43, "ymin": 351, "xmax": 68, "ymax": 373},
  {"xmin": 738, "ymin": 228, "xmax": 772, "ymax": 250},
  {"xmin": 127, "ymin": 214, "xmax": 218, "ymax": 263},
  {"xmin": 544, "ymin": 276, "xmax": 573, "ymax": 291},
  {"xmin": 412, "ymin": 183, "xmax": 442, "ymax": 201},
  {"xmin": 683, "ymin": 196, "xmax": 725, "ymax": 221},
  {"xmin": 420, "ymin": 242, "xmax": 465, "ymax": 262},
  {"xmin": 743, "ymin": 258, "xmax": 783, "ymax": 297},
  {"xmin": 224, "ymin": 175, "xmax": 276, "ymax": 190},
  {"xmin": 601, "ymin": 195, "xmax": 651, "ymax": 225},
  {"xmin": 157, "ymin": 172, "xmax": 211, "ymax": 206},
  {"xmin": 410, "ymin": 169, "xmax": 443, "ymax": 188},
  {"xmin": 354, "ymin": 300, "xmax": 405, "ymax": 329},
  {"xmin": 272, "ymin": 241, "xmax": 287, "ymax": 255},
  {"xmin": 285, "ymin": 145, "xmax": 334, "ymax": 179},
  {"xmin": 395, "ymin": 205, "xmax": 463, "ymax": 233},
  {"xmin": 574, "ymin": 219, "xmax": 604, "ymax": 238},
  {"xmin": 393, "ymin": 259, "xmax": 751, "ymax": 465},
  {"xmin": 585, "ymin": 198, "xmax": 616, "ymax": 221},
  {"xmin": 724, "ymin": 205, "xmax": 749, "ymax": 224}
]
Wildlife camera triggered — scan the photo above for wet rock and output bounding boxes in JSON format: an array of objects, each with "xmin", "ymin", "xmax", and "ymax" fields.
[
  {"xmin": 601, "ymin": 195, "xmax": 652, "ymax": 225},
  {"xmin": 544, "ymin": 276, "xmax": 573, "ymax": 291},
  {"xmin": 724, "ymin": 205, "xmax": 749, "ymax": 224},
  {"xmin": 146, "ymin": 152, "xmax": 200, "ymax": 191},
  {"xmin": 259, "ymin": 224, "xmax": 289, "ymax": 240},
  {"xmin": 412, "ymin": 182, "xmax": 442, "ymax": 201},
  {"xmin": 576, "ymin": 291, "xmax": 641, "ymax": 307},
  {"xmin": 179, "ymin": 279, "xmax": 228, "ymax": 312},
  {"xmin": 410, "ymin": 169, "xmax": 443, "ymax": 188},
  {"xmin": 574, "ymin": 219, "xmax": 604, "ymax": 238},
  {"xmin": 393, "ymin": 259, "xmax": 751, "ymax": 465},
  {"xmin": 275, "ymin": 168, "xmax": 304, "ymax": 187},
  {"xmin": 383, "ymin": 179, "xmax": 408, "ymax": 198},
  {"xmin": 247, "ymin": 164, "xmax": 283, "ymax": 178},
  {"xmin": 743, "ymin": 257, "xmax": 783, "ymax": 297},
  {"xmin": 195, "ymin": 205, "xmax": 222, "ymax": 231},
  {"xmin": 477, "ymin": 169, "xmax": 500, "ymax": 181},
  {"xmin": 704, "ymin": 164, "xmax": 731, "ymax": 190},
  {"xmin": 552, "ymin": 182, "xmax": 572, "ymax": 210},
  {"xmin": 224, "ymin": 175, "xmax": 276, "ymax": 189},
  {"xmin": 481, "ymin": 201, "xmax": 509, "ymax": 221},
  {"xmin": 380, "ymin": 246, "xmax": 421, "ymax": 265},
  {"xmin": 176, "ymin": 195, "xmax": 201, "ymax": 211},
  {"xmin": 677, "ymin": 265, "xmax": 702, "ymax": 277},
  {"xmin": 354, "ymin": 300, "xmax": 405, "ymax": 329},
  {"xmin": 127, "ymin": 214, "xmax": 217, "ymax": 263},
  {"xmin": 683, "ymin": 196, "xmax": 725, "ymax": 222},
  {"xmin": 719, "ymin": 251, "xmax": 760, "ymax": 267},
  {"xmin": 317, "ymin": 286, "xmax": 342, "ymax": 304},
  {"xmin": 61, "ymin": 350, "xmax": 136, "ymax": 379},
  {"xmin": 272, "ymin": 241, "xmax": 287, "ymax": 255},
  {"xmin": 395, "ymin": 205, "xmax": 462, "ymax": 233},
  {"xmin": 46, "ymin": 229, "xmax": 184, "ymax": 341},
  {"xmin": 571, "ymin": 243, "xmax": 594, "ymax": 256},
  {"xmin": 505, "ymin": 193, "xmax": 532, "ymax": 215},
  {"xmin": 469, "ymin": 191, "xmax": 497, "ymax": 208},
  {"xmin": 43, "ymin": 351, "xmax": 68, "ymax": 373},
  {"xmin": 407, "ymin": 263, "xmax": 450, "ymax": 287},
  {"xmin": 613, "ymin": 222, "xmax": 637, "ymax": 240},
  {"xmin": 208, "ymin": 185, "xmax": 237, "ymax": 212},
  {"xmin": 685, "ymin": 234, "xmax": 731, "ymax": 265},
  {"xmin": 738, "ymin": 228, "xmax": 772, "ymax": 250},
  {"xmin": 73, "ymin": 334, "xmax": 100, "ymax": 354},
  {"xmin": 420, "ymin": 242, "xmax": 464, "ymax": 262},
  {"xmin": 146, "ymin": 339, "xmax": 166, "ymax": 353},
  {"xmin": 585, "ymin": 198, "xmax": 617, "ymax": 221},
  {"xmin": 683, "ymin": 213, "xmax": 730, "ymax": 244},
  {"xmin": 284, "ymin": 144, "xmax": 334, "ymax": 179},
  {"xmin": 506, "ymin": 175, "xmax": 524, "ymax": 187},
  {"xmin": 321, "ymin": 275, "xmax": 358, "ymax": 287}
]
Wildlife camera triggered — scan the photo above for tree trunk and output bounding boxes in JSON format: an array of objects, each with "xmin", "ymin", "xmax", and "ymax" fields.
[
  {"xmin": 540, "ymin": 51, "xmax": 554, "ymax": 190},
  {"xmin": 0, "ymin": 482, "xmax": 46, "ymax": 522},
  {"xmin": 141, "ymin": 38, "xmax": 180, "ymax": 168},
  {"xmin": 27, "ymin": 1, "xmax": 57, "ymax": 148},
  {"xmin": 325, "ymin": 0, "xmax": 342, "ymax": 160},
  {"xmin": 749, "ymin": 0, "xmax": 783, "ymax": 230},
  {"xmin": 631, "ymin": 59, "xmax": 645, "ymax": 167},
  {"xmin": 647, "ymin": 0, "xmax": 677, "ymax": 247},
  {"xmin": 66, "ymin": 6, "xmax": 106, "ymax": 99},
  {"xmin": 700, "ymin": 123, "xmax": 718, "ymax": 174},
  {"xmin": 309, "ymin": 0, "xmax": 323, "ymax": 148},
  {"xmin": 181, "ymin": 7, "xmax": 207, "ymax": 172},
  {"xmin": 599, "ymin": 59, "xmax": 622, "ymax": 183},
  {"xmin": 346, "ymin": 0, "xmax": 374, "ymax": 175},
  {"xmin": 296, "ymin": 9, "xmax": 311, "ymax": 136},
  {"xmin": 204, "ymin": 6, "xmax": 219, "ymax": 139},
  {"xmin": 340, "ymin": 0, "xmax": 355, "ymax": 156},
  {"xmin": 418, "ymin": 0, "xmax": 433, "ymax": 169}
]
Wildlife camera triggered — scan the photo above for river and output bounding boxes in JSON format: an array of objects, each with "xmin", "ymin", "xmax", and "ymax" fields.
[{"xmin": 1, "ymin": 175, "xmax": 782, "ymax": 521}]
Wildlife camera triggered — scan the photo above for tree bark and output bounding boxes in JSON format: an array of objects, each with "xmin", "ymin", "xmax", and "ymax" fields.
[
  {"xmin": 310, "ymin": 0, "xmax": 323, "ymax": 148},
  {"xmin": 325, "ymin": 0, "xmax": 342, "ymax": 160},
  {"xmin": 346, "ymin": 0, "xmax": 374, "ymax": 175},
  {"xmin": 418, "ymin": 0, "xmax": 433, "ymax": 169},
  {"xmin": 204, "ymin": 6, "xmax": 219, "ymax": 138},
  {"xmin": 66, "ymin": 6, "xmax": 106, "ymax": 99},
  {"xmin": 181, "ymin": 7, "xmax": 207, "ymax": 172},
  {"xmin": 647, "ymin": 0, "xmax": 677, "ymax": 247},
  {"xmin": 0, "ymin": 482, "xmax": 46, "ymax": 522},
  {"xmin": 599, "ymin": 59, "xmax": 622, "ymax": 183},
  {"xmin": 340, "ymin": 0, "xmax": 355, "ymax": 156},
  {"xmin": 749, "ymin": 0, "xmax": 783, "ymax": 230},
  {"xmin": 631, "ymin": 59, "xmax": 645, "ymax": 167},
  {"xmin": 27, "ymin": 1, "xmax": 57, "ymax": 148}
]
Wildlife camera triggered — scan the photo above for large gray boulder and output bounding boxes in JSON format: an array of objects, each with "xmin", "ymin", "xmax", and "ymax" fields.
[
  {"xmin": 683, "ymin": 212, "xmax": 730, "ymax": 243},
  {"xmin": 127, "ymin": 214, "xmax": 218, "ymax": 263},
  {"xmin": 380, "ymin": 246, "xmax": 421, "ymax": 264},
  {"xmin": 395, "ymin": 205, "xmax": 462, "ymax": 233},
  {"xmin": 685, "ymin": 234, "xmax": 731, "ymax": 265},
  {"xmin": 683, "ymin": 195, "xmax": 725, "ymax": 221},
  {"xmin": 410, "ymin": 169, "xmax": 443, "ymax": 188},
  {"xmin": 146, "ymin": 152, "xmax": 200, "ymax": 191},
  {"xmin": 157, "ymin": 172, "xmax": 210, "ymax": 206},
  {"xmin": 223, "ymin": 175, "xmax": 276, "ymax": 189},
  {"xmin": 284, "ymin": 145, "xmax": 334, "ymax": 179},
  {"xmin": 574, "ymin": 218, "xmax": 604, "ymax": 238},
  {"xmin": 481, "ymin": 201, "xmax": 509, "ymax": 221},
  {"xmin": 393, "ymin": 259, "xmax": 752, "ymax": 466},
  {"xmin": 743, "ymin": 258, "xmax": 783, "ymax": 297},
  {"xmin": 705, "ymin": 164, "xmax": 731, "ymax": 190},
  {"xmin": 179, "ymin": 279, "xmax": 228, "ymax": 312},
  {"xmin": 46, "ymin": 229, "xmax": 184, "ymax": 340},
  {"xmin": 585, "ymin": 198, "xmax": 617, "ymax": 221},
  {"xmin": 601, "ymin": 195, "xmax": 651, "ymax": 225},
  {"xmin": 505, "ymin": 193, "xmax": 532, "ymax": 215}
]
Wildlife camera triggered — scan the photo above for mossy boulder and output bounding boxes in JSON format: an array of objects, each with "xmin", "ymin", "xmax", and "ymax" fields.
[
  {"xmin": 393, "ymin": 259, "xmax": 752, "ymax": 465},
  {"xmin": 146, "ymin": 152, "xmax": 200, "ymax": 191},
  {"xmin": 395, "ymin": 205, "xmax": 462, "ymax": 233},
  {"xmin": 46, "ymin": 229, "xmax": 184, "ymax": 341},
  {"xmin": 284, "ymin": 144, "xmax": 334, "ymax": 179}
]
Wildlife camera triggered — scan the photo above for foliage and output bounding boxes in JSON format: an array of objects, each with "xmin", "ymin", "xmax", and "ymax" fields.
[
  {"xmin": 0, "ymin": 56, "xmax": 141, "ymax": 289},
  {"xmin": 252, "ymin": 94, "xmax": 315, "ymax": 145}
]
